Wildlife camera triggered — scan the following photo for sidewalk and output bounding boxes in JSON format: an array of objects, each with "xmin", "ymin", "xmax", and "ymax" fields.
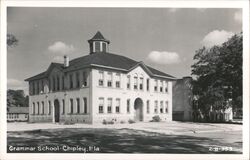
[{"xmin": 7, "ymin": 121, "xmax": 242, "ymax": 135}]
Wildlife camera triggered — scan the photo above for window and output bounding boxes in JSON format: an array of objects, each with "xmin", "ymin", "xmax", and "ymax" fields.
[
  {"xmin": 115, "ymin": 73, "xmax": 121, "ymax": 88},
  {"xmin": 165, "ymin": 81, "xmax": 168, "ymax": 93},
  {"xmin": 70, "ymin": 99, "xmax": 73, "ymax": 114},
  {"xmin": 83, "ymin": 98, "xmax": 87, "ymax": 114},
  {"xmin": 62, "ymin": 99, "xmax": 65, "ymax": 114},
  {"xmin": 49, "ymin": 79, "xmax": 52, "ymax": 92},
  {"xmin": 107, "ymin": 72, "xmax": 112, "ymax": 87},
  {"xmin": 42, "ymin": 101, "xmax": 44, "ymax": 114},
  {"xmin": 160, "ymin": 81, "xmax": 163, "ymax": 92},
  {"xmin": 76, "ymin": 98, "xmax": 80, "ymax": 114},
  {"xmin": 127, "ymin": 99, "xmax": 130, "ymax": 113},
  {"xmin": 70, "ymin": 74, "xmax": 73, "ymax": 89},
  {"xmin": 146, "ymin": 79, "xmax": 150, "ymax": 91},
  {"xmin": 62, "ymin": 76, "xmax": 65, "ymax": 90},
  {"xmin": 127, "ymin": 75, "xmax": 130, "ymax": 89},
  {"xmin": 37, "ymin": 102, "xmax": 40, "ymax": 115},
  {"xmin": 57, "ymin": 76, "xmax": 60, "ymax": 91},
  {"xmin": 41, "ymin": 80, "xmax": 44, "ymax": 93},
  {"xmin": 99, "ymin": 98, "xmax": 104, "ymax": 113},
  {"xmin": 165, "ymin": 101, "xmax": 169, "ymax": 113},
  {"xmin": 154, "ymin": 80, "xmax": 158, "ymax": 92},
  {"xmin": 53, "ymin": 77, "xmax": 56, "ymax": 91},
  {"xmin": 95, "ymin": 42, "xmax": 100, "ymax": 52},
  {"xmin": 134, "ymin": 76, "xmax": 138, "ymax": 90},
  {"xmin": 48, "ymin": 101, "xmax": 51, "ymax": 115},
  {"xmin": 147, "ymin": 100, "xmax": 150, "ymax": 114},
  {"xmin": 76, "ymin": 72, "xmax": 80, "ymax": 88},
  {"xmin": 154, "ymin": 101, "xmax": 158, "ymax": 113},
  {"xmin": 37, "ymin": 81, "xmax": 40, "ymax": 94},
  {"xmin": 32, "ymin": 102, "xmax": 35, "ymax": 114},
  {"xmin": 115, "ymin": 99, "xmax": 120, "ymax": 113},
  {"xmin": 99, "ymin": 71, "xmax": 104, "ymax": 86},
  {"xmin": 82, "ymin": 71, "xmax": 87, "ymax": 87},
  {"xmin": 139, "ymin": 78, "xmax": 143, "ymax": 90},
  {"xmin": 160, "ymin": 101, "xmax": 163, "ymax": 113},
  {"xmin": 32, "ymin": 82, "xmax": 35, "ymax": 95},
  {"xmin": 102, "ymin": 42, "xmax": 107, "ymax": 52},
  {"xmin": 107, "ymin": 98, "xmax": 112, "ymax": 113}
]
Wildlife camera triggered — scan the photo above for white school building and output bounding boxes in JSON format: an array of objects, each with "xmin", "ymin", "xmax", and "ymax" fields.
[{"xmin": 25, "ymin": 31, "xmax": 176, "ymax": 124}]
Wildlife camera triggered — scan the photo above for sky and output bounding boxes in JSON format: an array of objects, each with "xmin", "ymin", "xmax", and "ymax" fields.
[{"xmin": 7, "ymin": 7, "xmax": 242, "ymax": 95}]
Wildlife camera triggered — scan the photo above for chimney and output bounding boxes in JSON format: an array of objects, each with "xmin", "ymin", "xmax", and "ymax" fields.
[{"xmin": 64, "ymin": 55, "xmax": 69, "ymax": 67}]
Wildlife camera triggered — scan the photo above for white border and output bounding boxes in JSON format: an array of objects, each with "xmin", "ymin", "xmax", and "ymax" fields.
[{"xmin": 0, "ymin": 1, "xmax": 249, "ymax": 160}]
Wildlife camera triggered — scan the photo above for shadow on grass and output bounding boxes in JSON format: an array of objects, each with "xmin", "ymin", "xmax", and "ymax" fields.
[{"xmin": 7, "ymin": 128, "xmax": 242, "ymax": 154}]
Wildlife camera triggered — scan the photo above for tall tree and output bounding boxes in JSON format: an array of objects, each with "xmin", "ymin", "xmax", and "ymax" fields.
[{"xmin": 191, "ymin": 33, "xmax": 242, "ymax": 120}]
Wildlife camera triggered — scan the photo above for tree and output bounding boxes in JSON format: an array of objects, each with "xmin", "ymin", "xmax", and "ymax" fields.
[
  {"xmin": 7, "ymin": 34, "xmax": 18, "ymax": 47},
  {"xmin": 191, "ymin": 33, "xmax": 242, "ymax": 121},
  {"xmin": 7, "ymin": 89, "xmax": 28, "ymax": 107}
]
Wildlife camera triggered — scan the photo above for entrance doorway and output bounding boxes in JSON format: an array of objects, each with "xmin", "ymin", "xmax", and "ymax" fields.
[
  {"xmin": 54, "ymin": 99, "xmax": 60, "ymax": 122},
  {"xmin": 134, "ymin": 98, "xmax": 143, "ymax": 121}
]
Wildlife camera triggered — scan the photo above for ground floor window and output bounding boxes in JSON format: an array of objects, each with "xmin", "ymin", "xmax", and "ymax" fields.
[
  {"xmin": 146, "ymin": 100, "xmax": 150, "ymax": 114},
  {"xmin": 83, "ymin": 97, "xmax": 87, "ymax": 114},
  {"xmin": 127, "ymin": 99, "xmax": 130, "ymax": 113},
  {"xmin": 76, "ymin": 98, "xmax": 80, "ymax": 114},
  {"xmin": 99, "ymin": 98, "xmax": 104, "ymax": 113},
  {"xmin": 154, "ymin": 101, "xmax": 158, "ymax": 113},
  {"xmin": 62, "ymin": 99, "xmax": 65, "ymax": 114},
  {"xmin": 115, "ymin": 98, "xmax": 120, "ymax": 113},
  {"xmin": 165, "ymin": 101, "xmax": 168, "ymax": 113},
  {"xmin": 160, "ymin": 101, "xmax": 163, "ymax": 113},
  {"xmin": 48, "ymin": 101, "xmax": 51, "ymax": 115},
  {"xmin": 70, "ymin": 99, "xmax": 73, "ymax": 114},
  {"xmin": 107, "ymin": 98, "xmax": 112, "ymax": 113}
]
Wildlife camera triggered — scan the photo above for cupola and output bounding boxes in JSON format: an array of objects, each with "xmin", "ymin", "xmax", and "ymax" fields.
[{"xmin": 88, "ymin": 31, "xmax": 110, "ymax": 54}]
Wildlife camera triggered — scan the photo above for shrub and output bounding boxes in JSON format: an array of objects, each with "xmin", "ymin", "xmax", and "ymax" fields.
[
  {"xmin": 120, "ymin": 120, "xmax": 125, "ymax": 124},
  {"xmin": 64, "ymin": 120, "xmax": 75, "ymax": 125},
  {"xmin": 102, "ymin": 119, "xmax": 107, "ymax": 125},
  {"xmin": 152, "ymin": 115, "xmax": 161, "ymax": 122},
  {"xmin": 128, "ymin": 119, "xmax": 135, "ymax": 124},
  {"xmin": 107, "ymin": 120, "xmax": 114, "ymax": 124}
]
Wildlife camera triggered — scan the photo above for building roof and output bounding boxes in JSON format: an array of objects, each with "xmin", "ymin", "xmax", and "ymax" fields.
[
  {"xmin": 7, "ymin": 107, "xmax": 29, "ymax": 114},
  {"xmin": 88, "ymin": 31, "xmax": 110, "ymax": 44},
  {"xmin": 25, "ymin": 52, "xmax": 176, "ymax": 81}
]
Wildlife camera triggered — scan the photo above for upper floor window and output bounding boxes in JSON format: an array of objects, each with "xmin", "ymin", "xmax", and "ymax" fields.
[
  {"xmin": 53, "ymin": 77, "xmax": 56, "ymax": 91},
  {"xmin": 146, "ymin": 78, "xmax": 150, "ymax": 91},
  {"xmin": 99, "ymin": 71, "xmax": 104, "ymax": 86},
  {"xmin": 165, "ymin": 81, "xmax": 168, "ymax": 93},
  {"xmin": 115, "ymin": 98, "xmax": 120, "ymax": 113},
  {"xmin": 37, "ymin": 81, "xmax": 40, "ymax": 94},
  {"xmin": 115, "ymin": 73, "xmax": 121, "ymax": 88},
  {"xmin": 82, "ymin": 71, "xmax": 87, "ymax": 87},
  {"xmin": 107, "ymin": 98, "xmax": 112, "ymax": 113},
  {"xmin": 70, "ymin": 74, "xmax": 73, "ymax": 89},
  {"xmin": 32, "ymin": 82, "xmax": 35, "ymax": 95},
  {"xmin": 160, "ymin": 80, "xmax": 163, "ymax": 92},
  {"xmin": 99, "ymin": 98, "xmax": 104, "ymax": 113},
  {"xmin": 134, "ymin": 76, "xmax": 138, "ymax": 90},
  {"xmin": 76, "ymin": 72, "xmax": 80, "ymax": 88},
  {"xmin": 154, "ymin": 80, "xmax": 158, "ymax": 92},
  {"xmin": 139, "ymin": 77, "xmax": 143, "ymax": 90},
  {"xmin": 107, "ymin": 72, "xmax": 112, "ymax": 87},
  {"xmin": 127, "ymin": 75, "xmax": 130, "ymax": 89},
  {"xmin": 57, "ymin": 76, "xmax": 60, "ymax": 91},
  {"xmin": 41, "ymin": 80, "xmax": 44, "ymax": 93},
  {"xmin": 62, "ymin": 76, "xmax": 65, "ymax": 90}
]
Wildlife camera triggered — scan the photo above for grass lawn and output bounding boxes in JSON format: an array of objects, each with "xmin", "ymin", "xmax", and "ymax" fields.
[{"xmin": 7, "ymin": 128, "xmax": 242, "ymax": 154}]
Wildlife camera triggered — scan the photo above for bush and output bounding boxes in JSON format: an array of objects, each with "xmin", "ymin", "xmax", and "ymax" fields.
[
  {"xmin": 152, "ymin": 115, "xmax": 161, "ymax": 122},
  {"xmin": 120, "ymin": 120, "xmax": 125, "ymax": 124},
  {"xmin": 102, "ymin": 119, "xmax": 107, "ymax": 125},
  {"xmin": 128, "ymin": 119, "xmax": 135, "ymax": 124},
  {"xmin": 64, "ymin": 120, "xmax": 75, "ymax": 125},
  {"xmin": 107, "ymin": 120, "xmax": 114, "ymax": 124}
]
